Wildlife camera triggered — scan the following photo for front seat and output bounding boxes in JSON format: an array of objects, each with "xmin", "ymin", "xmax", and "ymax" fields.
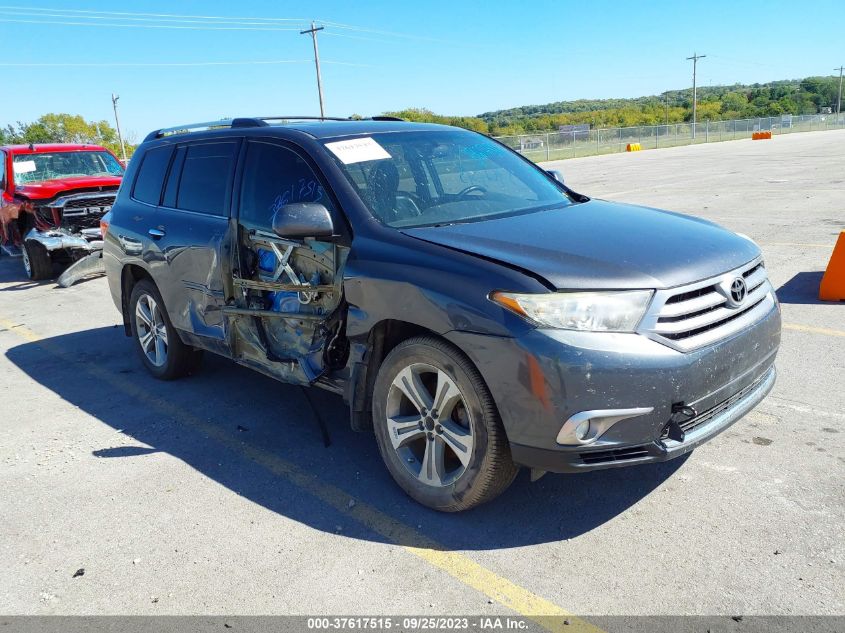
[{"xmin": 368, "ymin": 161, "xmax": 400, "ymax": 222}]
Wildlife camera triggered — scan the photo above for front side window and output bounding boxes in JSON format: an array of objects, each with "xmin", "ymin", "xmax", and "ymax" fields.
[
  {"xmin": 175, "ymin": 142, "xmax": 237, "ymax": 215},
  {"xmin": 324, "ymin": 130, "xmax": 572, "ymax": 228},
  {"xmin": 12, "ymin": 150, "xmax": 124, "ymax": 185},
  {"xmin": 239, "ymin": 141, "xmax": 332, "ymax": 229}
]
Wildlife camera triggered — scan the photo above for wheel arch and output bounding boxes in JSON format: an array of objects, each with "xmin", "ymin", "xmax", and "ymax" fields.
[
  {"xmin": 347, "ymin": 318, "xmax": 501, "ymax": 438},
  {"xmin": 120, "ymin": 263, "xmax": 154, "ymax": 336}
]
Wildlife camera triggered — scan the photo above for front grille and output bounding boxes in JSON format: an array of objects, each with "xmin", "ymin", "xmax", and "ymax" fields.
[
  {"xmin": 59, "ymin": 194, "xmax": 115, "ymax": 231},
  {"xmin": 660, "ymin": 371, "xmax": 769, "ymax": 440},
  {"xmin": 579, "ymin": 445, "xmax": 651, "ymax": 465},
  {"xmin": 63, "ymin": 195, "xmax": 116, "ymax": 210},
  {"xmin": 641, "ymin": 259, "xmax": 774, "ymax": 351}
]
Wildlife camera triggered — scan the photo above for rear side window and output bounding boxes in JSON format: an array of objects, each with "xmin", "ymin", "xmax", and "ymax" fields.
[
  {"xmin": 239, "ymin": 141, "xmax": 332, "ymax": 228},
  {"xmin": 175, "ymin": 142, "xmax": 237, "ymax": 215},
  {"xmin": 132, "ymin": 146, "xmax": 173, "ymax": 205}
]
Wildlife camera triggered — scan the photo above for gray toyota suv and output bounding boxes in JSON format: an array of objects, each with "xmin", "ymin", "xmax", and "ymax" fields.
[{"xmin": 103, "ymin": 117, "xmax": 781, "ymax": 511}]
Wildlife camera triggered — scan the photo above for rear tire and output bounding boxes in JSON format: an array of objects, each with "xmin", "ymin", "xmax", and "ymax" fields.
[
  {"xmin": 128, "ymin": 279, "xmax": 203, "ymax": 380},
  {"xmin": 372, "ymin": 336, "xmax": 518, "ymax": 512},
  {"xmin": 22, "ymin": 240, "xmax": 53, "ymax": 280}
]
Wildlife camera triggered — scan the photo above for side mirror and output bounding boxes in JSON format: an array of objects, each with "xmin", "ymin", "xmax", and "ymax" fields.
[
  {"xmin": 272, "ymin": 202, "xmax": 335, "ymax": 239},
  {"xmin": 546, "ymin": 169, "xmax": 565, "ymax": 185}
]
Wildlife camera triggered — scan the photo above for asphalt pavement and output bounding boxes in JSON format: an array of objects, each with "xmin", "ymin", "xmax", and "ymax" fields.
[{"xmin": 0, "ymin": 129, "xmax": 842, "ymax": 621}]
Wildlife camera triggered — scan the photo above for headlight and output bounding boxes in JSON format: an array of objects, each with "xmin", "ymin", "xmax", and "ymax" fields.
[{"xmin": 490, "ymin": 289, "xmax": 653, "ymax": 332}]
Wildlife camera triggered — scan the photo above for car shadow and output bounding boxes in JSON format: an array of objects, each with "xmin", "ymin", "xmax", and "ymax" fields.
[
  {"xmin": 5, "ymin": 326, "xmax": 687, "ymax": 550},
  {"xmin": 0, "ymin": 257, "xmax": 55, "ymax": 289},
  {"xmin": 0, "ymin": 256, "xmax": 41, "ymax": 288},
  {"xmin": 775, "ymin": 271, "xmax": 827, "ymax": 304}
]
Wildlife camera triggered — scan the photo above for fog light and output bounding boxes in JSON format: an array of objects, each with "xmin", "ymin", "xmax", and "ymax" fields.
[
  {"xmin": 556, "ymin": 407, "xmax": 654, "ymax": 446},
  {"xmin": 574, "ymin": 420, "xmax": 591, "ymax": 441}
]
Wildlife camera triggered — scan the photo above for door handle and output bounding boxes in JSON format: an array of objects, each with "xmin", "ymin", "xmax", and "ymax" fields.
[{"xmin": 148, "ymin": 228, "xmax": 166, "ymax": 239}]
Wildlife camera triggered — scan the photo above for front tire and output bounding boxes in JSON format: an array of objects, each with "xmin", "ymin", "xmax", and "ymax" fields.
[
  {"xmin": 372, "ymin": 336, "xmax": 518, "ymax": 512},
  {"xmin": 22, "ymin": 240, "xmax": 53, "ymax": 280},
  {"xmin": 129, "ymin": 279, "xmax": 203, "ymax": 380}
]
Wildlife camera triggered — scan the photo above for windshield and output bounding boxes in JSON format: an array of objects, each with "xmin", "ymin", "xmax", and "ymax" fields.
[
  {"xmin": 12, "ymin": 151, "xmax": 124, "ymax": 184},
  {"xmin": 324, "ymin": 130, "xmax": 572, "ymax": 228}
]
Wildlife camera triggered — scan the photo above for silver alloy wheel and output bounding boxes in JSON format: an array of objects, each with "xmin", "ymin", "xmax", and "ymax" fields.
[
  {"xmin": 134, "ymin": 293, "xmax": 168, "ymax": 367},
  {"xmin": 22, "ymin": 245, "xmax": 31, "ymax": 277},
  {"xmin": 385, "ymin": 362, "xmax": 474, "ymax": 487}
]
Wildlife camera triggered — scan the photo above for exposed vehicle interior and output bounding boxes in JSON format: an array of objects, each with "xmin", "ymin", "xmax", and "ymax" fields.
[
  {"xmin": 231, "ymin": 140, "xmax": 349, "ymax": 387},
  {"xmin": 330, "ymin": 130, "xmax": 573, "ymax": 228}
]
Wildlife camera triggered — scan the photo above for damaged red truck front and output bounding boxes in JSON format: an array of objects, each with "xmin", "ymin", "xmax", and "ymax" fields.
[{"xmin": 0, "ymin": 143, "xmax": 124, "ymax": 281}]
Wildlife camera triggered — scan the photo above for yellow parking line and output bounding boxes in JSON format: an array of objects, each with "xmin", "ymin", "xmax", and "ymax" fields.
[
  {"xmin": 0, "ymin": 317, "xmax": 602, "ymax": 633},
  {"xmin": 783, "ymin": 322, "xmax": 845, "ymax": 338},
  {"xmin": 761, "ymin": 242, "xmax": 834, "ymax": 248}
]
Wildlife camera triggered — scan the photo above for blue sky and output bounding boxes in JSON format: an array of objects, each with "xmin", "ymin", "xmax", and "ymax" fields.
[{"xmin": 1, "ymin": 0, "xmax": 842, "ymax": 140}]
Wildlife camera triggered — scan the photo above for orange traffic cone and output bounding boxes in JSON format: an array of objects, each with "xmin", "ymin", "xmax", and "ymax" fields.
[{"xmin": 819, "ymin": 230, "xmax": 845, "ymax": 301}]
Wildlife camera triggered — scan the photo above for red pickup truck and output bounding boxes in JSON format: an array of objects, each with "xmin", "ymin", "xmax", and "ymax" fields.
[{"xmin": 0, "ymin": 143, "xmax": 124, "ymax": 280}]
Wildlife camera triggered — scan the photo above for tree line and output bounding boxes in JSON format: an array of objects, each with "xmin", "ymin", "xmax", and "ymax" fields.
[
  {"xmin": 1, "ymin": 113, "xmax": 131, "ymax": 156},
  {"xmin": 3, "ymin": 76, "xmax": 841, "ymax": 149},
  {"xmin": 387, "ymin": 75, "xmax": 843, "ymax": 135}
]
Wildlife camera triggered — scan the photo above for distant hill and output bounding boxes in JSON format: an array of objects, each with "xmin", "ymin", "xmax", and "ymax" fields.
[{"xmin": 385, "ymin": 76, "xmax": 842, "ymax": 135}]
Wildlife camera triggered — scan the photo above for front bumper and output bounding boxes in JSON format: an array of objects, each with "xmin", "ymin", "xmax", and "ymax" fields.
[
  {"xmin": 24, "ymin": 228, "xmax": 103, "ymax": 253},
  {"xmin": 509, "ymin": 365, "xmax": 775, "ymax": 473},
  {"xmin": 446, "ymin": 297, "xmax": 780, "ymax": 473}
]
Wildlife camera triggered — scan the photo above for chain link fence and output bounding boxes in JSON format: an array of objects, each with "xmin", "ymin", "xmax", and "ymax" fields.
[{"xmin": 494, "ymin": 113, "xmax": 845, "ymax": 162}]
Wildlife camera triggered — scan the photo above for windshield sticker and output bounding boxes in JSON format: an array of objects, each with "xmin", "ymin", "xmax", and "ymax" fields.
[
  {"xmin": 13, "ymin": 160, "xmax": 36, "ymax": 174},
  {"xmin": 325, "ymin": 137, "xmax": 391, "ymax": 164}
]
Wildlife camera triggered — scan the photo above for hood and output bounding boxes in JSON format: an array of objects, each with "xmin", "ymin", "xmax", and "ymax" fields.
[
  {"xmin": 14, "ymin": 175, "xmax": 122, "ymax": 201},
  {"xmin": 402, "ymin": 199, "xmax": 760, "ymax": 290}
]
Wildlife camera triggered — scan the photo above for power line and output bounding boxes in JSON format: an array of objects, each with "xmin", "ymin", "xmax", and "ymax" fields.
[
  {"xmin": 0, "ymin": 5, "xmax": 308, "ymax": 22},
  {"xmin": 0, "ymin": 6, "xmax": 425, "ymax": 37},
  {"xmin": 686, "ymin": 52, "xmax": 706, "ymax": 139},
  {"xmin": 0, "ymin": 17, "xmax": 430, "ymax": 40},
  {"xmin": 321, "ymin": 30, "xmax": 403, "ymax": 45},
  {"xmin": 0, "ymin": 7, "xmax": 432, "ymax": 41},
  {"xmin": 0, "ymin": 17, "xmax": 304, "ymax": 31},
  {"xmin": 320, "ymin": 19, "xmax": 442, "ymax": 42},
  {"xmin": 0, "ymin": 59, "xmax": 314, "ymax": 67},
  {"xmin": 0, "ymin": 9, "xmax": 307, "ymax": 27}
]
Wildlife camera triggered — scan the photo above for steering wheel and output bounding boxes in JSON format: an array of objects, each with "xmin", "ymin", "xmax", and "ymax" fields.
[
  {"xmin": 456, "ymin": 185, "xmax": 487, "ymax": 198},
  {"xmin": 394, "ymin": 193, "xmax": 424, "ymax": 218}
]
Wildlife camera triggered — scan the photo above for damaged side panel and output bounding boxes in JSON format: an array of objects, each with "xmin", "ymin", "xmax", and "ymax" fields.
[
  {"xmin": 226, "ymin": 227, "xmax": 349, "ymax": 386},
  {"xmin": 147, "ymin": 210, "xmax": 233, "ymax": 357},
  {"xmin": 0, "ymin": 196, "xmax": 25, "ymax": 249}
]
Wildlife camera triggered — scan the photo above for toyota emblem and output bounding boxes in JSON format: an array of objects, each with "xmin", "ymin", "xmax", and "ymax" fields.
[{"xmin": 730, "ymin": 277, "xmax": 747, "ymax": 304}]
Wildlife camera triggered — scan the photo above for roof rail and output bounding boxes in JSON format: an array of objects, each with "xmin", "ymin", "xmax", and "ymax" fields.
[
  {"xmin": 258, "ymin": 115, "xmax": 406, "ymax": 122},
  {"xmin": 143, "ymin": 114, "xmax": 406, "ymax": 142},
  {"xmin": 256, "ymin": 115, "xmax": 406, "ymax": 122},
  {"xmin": 256, "ymin": 116, "xmax": 352, "ymax": 122},
  {"xmin": 143, "ymin": 118, "xmax": 269, "ymax": 142}
]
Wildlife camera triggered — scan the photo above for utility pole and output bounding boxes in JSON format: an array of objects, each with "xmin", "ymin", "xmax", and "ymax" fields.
[
  {"xmin": 111, "ymin": 93, "xmax": 127, "ymax": 163},
  {"xmin": 686, "ymin": 52, "xmax": 706, "ymax": 139},
  {"xmin": 835, "ymin": 66, "xmax": 844, "ymax": 120},
  {"xmin": 300, "ymin": 22, "xmax": 325, "ymax": 118}
]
